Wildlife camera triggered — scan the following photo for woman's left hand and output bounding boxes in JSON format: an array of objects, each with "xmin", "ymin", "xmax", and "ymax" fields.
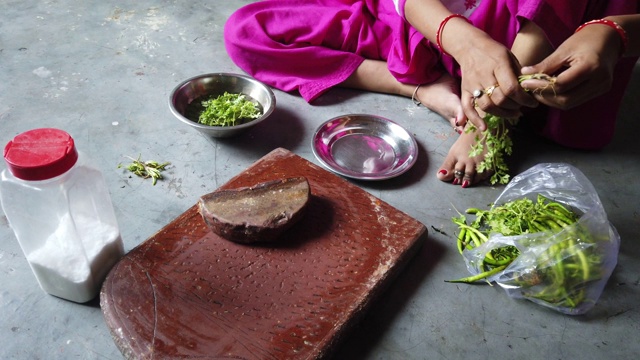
[{"xmin": 520, "ymin": 23, "xmax": 622, "ymax": 110}]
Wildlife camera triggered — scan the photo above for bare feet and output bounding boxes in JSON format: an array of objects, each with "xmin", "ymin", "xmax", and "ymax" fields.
[
  {"xmin": 433, "ymin": 20, "xmax": 553, "ymax": 188},
  {"xmin": 415, "ymin": 74, "xmax": 491, "ymax": 187},
  {"xmin": 339, "ymin": 60, "xmax": 492, "ymax": 187},
  {"xmin": 414, "ymin": 73, "xmax": 466, "ymax": 133},
  {"xmin": 436, "ymin": 125, "xmax": 492, "ymax": 188}
]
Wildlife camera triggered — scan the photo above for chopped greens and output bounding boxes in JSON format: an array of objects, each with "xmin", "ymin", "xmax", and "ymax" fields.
[
  {"xmin": 118, "ymin": 155, "xmax": 170, "ymax": 186},
  {"xmin": 198, "ymin": 92, "xmax": 262, "ymax": 127},
  {"xmin": 466, "ymin": 114, "xmax": 518, "ymax": 185}
]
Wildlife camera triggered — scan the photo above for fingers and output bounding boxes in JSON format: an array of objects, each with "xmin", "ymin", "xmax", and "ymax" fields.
[
  {"xmin": 521, "ymin": 68, "xmax": 575, "ymax": 95},
  {"xmin": 473, "ymin": 55, "xmax": 538, "ymax": 116},
  {"xmin": 473, "ymin": 85, "xmax": 524, "ymax": 118},
  {"xmin": 520, "ymin": 48, "xmax": 584, "ymax": 95},
  {"xmin": 521, "ymin": 57, "xmax": 614, "ymax": 110},
  {"xmin": 463, "ymin": 72, "xmax": 539, "ymax": 125},
  {"xmin": 495, "ymin": 66, "xmax": 538, "ymax": 109},
  {"xmin": 521, "ymin": 52, "xmax": 566, "ymax": 80},
  {"xmin": 455, "ymin": 37, "xmax": 539, "ymax": 123},
  {"xmin": 528, "ymin": 78, "xmax": 608, "ymax": 110},
  {"xmin": 463, "ymin": 83, "xmax": 529, "ymax": 126},
  {"xmin": 462, "ymin": 89, "xmax": 486, "ymax": 130}
]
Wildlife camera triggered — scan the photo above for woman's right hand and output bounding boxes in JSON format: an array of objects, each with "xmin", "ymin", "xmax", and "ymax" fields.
[
  {"xmin": 443, "ymin": 21, "xmax": 538, "ymax": 131},
  {"xmin": 403, "ymin": 1, "xmax": 538, "ymax": 130}
]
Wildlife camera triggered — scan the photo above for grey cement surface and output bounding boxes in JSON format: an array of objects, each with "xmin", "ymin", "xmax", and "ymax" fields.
[{"xmin": 1, "ymin": 1, "xmax": 639, "ymax": 359}]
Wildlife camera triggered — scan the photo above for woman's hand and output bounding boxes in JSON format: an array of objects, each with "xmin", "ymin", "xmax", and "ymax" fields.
[
  {"xmin": 445, "ymin": 24, "xmax": 538, "ymax": 130},
  {"xmin": 520, "ymin": 23, "xmax": 623, "ymax": 110},
  {"xmin": 403, "ymin": 0, "xmax": 539, "ymax": 131}
]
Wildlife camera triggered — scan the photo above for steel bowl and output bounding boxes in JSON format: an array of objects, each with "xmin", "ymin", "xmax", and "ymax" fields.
[{"xmin": 169, "ymin": 73, "xmax": 276, "ymax": 138}]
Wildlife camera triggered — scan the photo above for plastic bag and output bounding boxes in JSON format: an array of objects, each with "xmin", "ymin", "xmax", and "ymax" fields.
[{"xmin": 461, "ymin": 163, "xmax": 620, "ymax": 315}]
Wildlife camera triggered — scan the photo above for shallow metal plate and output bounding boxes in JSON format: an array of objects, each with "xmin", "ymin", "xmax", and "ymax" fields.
[{"xmin": 312, "ymin": 114, "xmax": 418, "ymax": 180}]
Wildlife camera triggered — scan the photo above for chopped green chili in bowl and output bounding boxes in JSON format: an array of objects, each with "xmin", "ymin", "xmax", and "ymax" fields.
[{"xmin": 198, "ymin": 92, "xmax": 262, "ymax": 127}]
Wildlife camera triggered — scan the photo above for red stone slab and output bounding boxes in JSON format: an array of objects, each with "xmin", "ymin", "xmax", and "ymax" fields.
[{"xmin": 100, "ymin": 148, "xmax": 427, "ymax": 360}]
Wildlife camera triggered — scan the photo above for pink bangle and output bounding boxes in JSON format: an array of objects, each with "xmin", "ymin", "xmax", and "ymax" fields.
[
  {"xmin": 436, "ymin": 14, "xmax": 471, "ymax": 57},
  {"xmin": 575, "ymin": 19, "xmax": 628, "ymax": 56}
]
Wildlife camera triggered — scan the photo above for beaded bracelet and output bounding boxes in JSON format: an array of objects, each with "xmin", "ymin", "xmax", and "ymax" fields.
[
  {"xmin": 436, "ymin": 14, "xmax": 471, "ymax": 57},
  {"xmin": 575, "ymin": 19, "xmax": 628, "ymax": 56}
]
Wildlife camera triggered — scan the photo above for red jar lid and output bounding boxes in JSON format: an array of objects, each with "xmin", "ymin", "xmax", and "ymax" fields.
[{"xmin": 3, "ymin": 128, "xmax": 79, "ymax": 181}]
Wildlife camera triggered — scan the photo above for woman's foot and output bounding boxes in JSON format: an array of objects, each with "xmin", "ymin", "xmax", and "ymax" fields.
[
  {"xmin": 413, "ymin": 74, "xmax": 491, "ymax": 187},
  {"xmin": 414, "ymin": 73, "xmax": 466, "ymax": 133},
  {"xmin": 435, "ymin": 20, "xmax": 552, "ymax": 188},
  {"xmin": 436, "ymin": 124, "xmax": 492, "ymax": 188},
  {"xmin": 414, "ymin": 74, "xmax": 492, "ymax": 187},
  {"xmin": 339, "ymin": 61, "xmax": 489, "ymax": 186}
]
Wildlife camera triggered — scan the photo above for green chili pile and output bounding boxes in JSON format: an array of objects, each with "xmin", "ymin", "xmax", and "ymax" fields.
[{"xmin": 448, "ymin": 194, "xmax": 604, "ymax": 310}]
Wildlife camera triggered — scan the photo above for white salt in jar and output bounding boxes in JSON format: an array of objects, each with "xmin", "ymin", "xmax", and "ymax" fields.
[{"xmin": 0, "ymin": 128, "xmax": 124, "ymax": 303}]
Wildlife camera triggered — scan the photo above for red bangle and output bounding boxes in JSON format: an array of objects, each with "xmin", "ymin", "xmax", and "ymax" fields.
[
  {"xmin": 575, "ymin": 19, "xmax": 628, "ymax": 56},
  {"xmin": 436, "ymin": 14, "xmax": 471, "ymax": 57}
]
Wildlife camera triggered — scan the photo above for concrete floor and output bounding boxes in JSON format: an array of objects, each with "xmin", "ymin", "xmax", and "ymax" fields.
[{"xmin": 1, "ymin": 1, "xmax": 639, "ymax": 359}]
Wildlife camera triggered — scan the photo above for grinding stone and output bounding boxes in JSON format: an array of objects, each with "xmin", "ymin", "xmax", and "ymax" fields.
[{"xmin": 100, "ymin": 148, "xmax": 427, "ymax": 359}]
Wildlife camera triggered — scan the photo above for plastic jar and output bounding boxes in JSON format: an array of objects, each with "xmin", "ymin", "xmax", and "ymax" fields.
[{"xmin": 0, "ymin": 128, "xmax": 124, "ymax": 303}]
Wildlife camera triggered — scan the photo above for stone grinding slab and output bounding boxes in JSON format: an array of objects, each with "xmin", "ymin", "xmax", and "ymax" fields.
[{"xmin": 100, "ymin": 148, "xmax": 427, "ymax": 359}]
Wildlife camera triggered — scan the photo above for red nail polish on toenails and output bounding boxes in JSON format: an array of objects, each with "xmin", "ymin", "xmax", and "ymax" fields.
[
  {"xmin": 462, "ymin": 180, "xmax": 470, "ymax": 188},
  {"xmin": 452, "ymin": 178, "xmax": 459, "ymax": 185},
  {"xmin": 439, "ymin": 169, "xmax": 447, "ymax": 175}
]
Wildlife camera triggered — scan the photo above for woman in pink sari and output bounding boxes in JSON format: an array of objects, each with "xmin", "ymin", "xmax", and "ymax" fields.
[{"xmin": 224, "ymin": 0, "xmax": 639, "ymax": 187}]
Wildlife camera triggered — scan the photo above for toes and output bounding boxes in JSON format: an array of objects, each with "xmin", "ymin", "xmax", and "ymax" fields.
[
  {"xmin": 436, "ymin": 165, "xmax": 454, "ymax": 182},
  {"xmin": 461, "ymin": 167, "xmax": 475, "ymax": 188},
  {"xmin": 437, "ymin": 154, "xmax": 471, "ymax": 185},
  {"xmin": 452, "ymin": 167, "xmax": 475, "ymax": 187},
  {"xmin": 437, "ymin": 129, "xmax": 492, "ymax": 187},
  {"xmin": 473, "ymin": 168, "xmax": 493, "ymax": 184},
  {"xmin": 454, "ymin": 110, "xmax": 467, "ymax": 132},
  {"xmin": 452, "ymin": 168, "xmax": 465, "ymax": 185},
  {"xmin": 436, "ymin": 168, "xmax": 455, "ymax": 182},
  {"xmin": 448, "ymin": 110, "xmax": 467, "ymax": 135},
  {"xmin": 436, "ymin": 157, "xmax": 458, "ymax": 182},
  {"xmin": 438, "ymin": 161, "xmax": 480, "ymax": 187}
]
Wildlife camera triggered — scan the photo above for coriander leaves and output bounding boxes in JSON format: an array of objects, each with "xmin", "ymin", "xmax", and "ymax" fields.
[
  {"xmin": 468, "ymin": 73, "xmax": 556, "ymax": 185},
  {"xmin": 118, "ymin": 155, "xmax": 170, "ymax": 185},
  {"xmin": 466, "ymin": 114, "xmax": 519, "ymax": 185},
  {"xmin": 199, "ymin": 92, "xmax": 262, "ymax": 127}
]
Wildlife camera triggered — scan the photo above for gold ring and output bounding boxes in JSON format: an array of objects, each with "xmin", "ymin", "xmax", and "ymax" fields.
[{"xmin": 484, "ymin": 84, "xmax": 499, "ymax": 97}]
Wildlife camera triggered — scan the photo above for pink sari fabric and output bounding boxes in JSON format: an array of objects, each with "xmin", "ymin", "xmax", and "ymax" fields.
[
  {"xmin": 224, "ymin": 0, "xmax": 638, "ymax": 149},
  {"xmin": 224, "ymin": 0, "xmax": 441, "ymax": 103},
  {"xmin": 471, "ymin": 0, "xmax": 639, "ymax": 149}
]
